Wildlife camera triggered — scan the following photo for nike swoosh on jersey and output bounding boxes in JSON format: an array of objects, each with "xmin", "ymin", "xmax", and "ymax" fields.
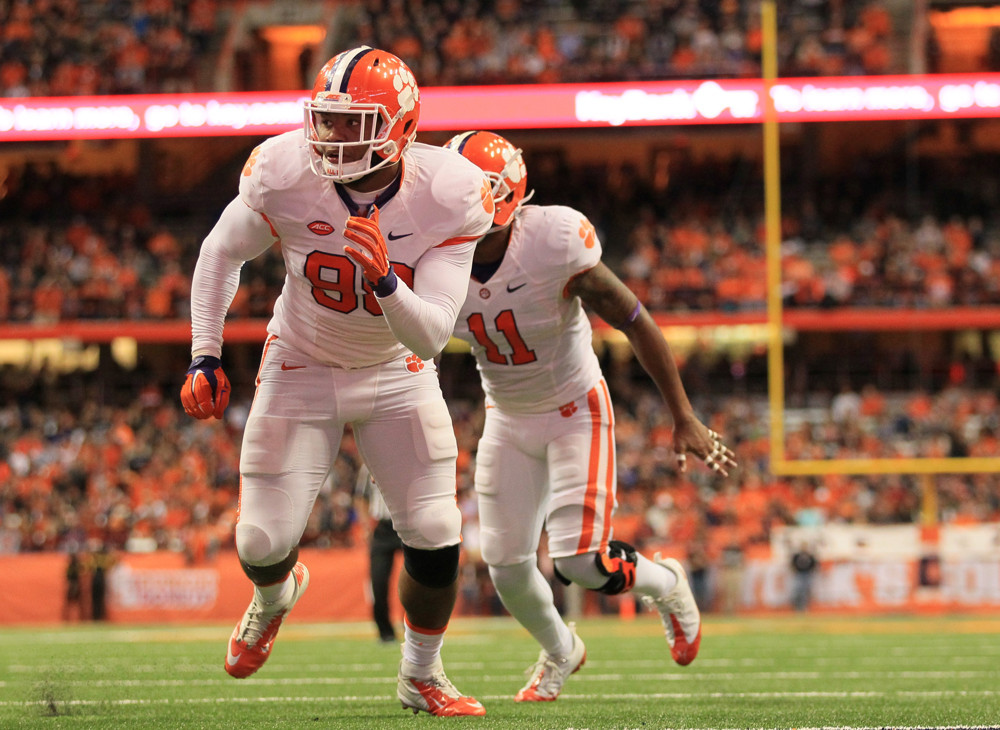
[
  {"xmin": 506, "ymin": 282, "xmax": 527, "ymax": 292},
  {"xmin": 281, "ymin": 362, "xmax": 306, "ymax": 371},
  {"xmin": 387, "ymin": 231, "xmax": 412, "ymax": 240}
]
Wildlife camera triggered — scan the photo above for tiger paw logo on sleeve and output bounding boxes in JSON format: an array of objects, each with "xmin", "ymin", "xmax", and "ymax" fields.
[
  {"xmin": 480, "ymin": 179, "xmax": 496, "ymax": 214},
  {"xmin": 579, "ymin": 218, "xmax": 596, "ymax": 248},
  {"xmin": 242, "ymin": 146, "xmax": 262, "ymax": 177}
]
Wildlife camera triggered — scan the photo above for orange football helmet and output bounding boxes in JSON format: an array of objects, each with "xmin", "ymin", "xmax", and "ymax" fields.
[
  {"xmin": 444, "ymin": 130, "xmax": 534, "ymax": 229},
  {"xmin": 305, "ymin": 46, "xmax": 420, "ymax": 182}
]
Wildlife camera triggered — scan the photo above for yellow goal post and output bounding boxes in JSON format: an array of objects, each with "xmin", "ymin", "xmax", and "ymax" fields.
[{"xmin": 760, "ymin": 0, "xmax": 1000, "ymax": 485}]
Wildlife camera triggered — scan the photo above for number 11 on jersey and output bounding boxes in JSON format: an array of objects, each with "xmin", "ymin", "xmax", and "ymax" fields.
[{"xmin": 466, "ymin": 310, "xmax": 537, "ymax": 365}]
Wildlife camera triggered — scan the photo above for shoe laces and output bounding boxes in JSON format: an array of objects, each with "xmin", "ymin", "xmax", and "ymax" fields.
[
  {"xmin": 239, "ymin": 597, "xmax": 283, "ymax": 646},
  {"xmin": 643, "ymin": 590, "xmax": 683, "ymax": 629},
  {"xmin": 416, "ymin": 667, "xmax": 463, "ymax": 700},
  {"xmin": 524, "ymin": 651, "xmax": 567, "ymax": 694}
]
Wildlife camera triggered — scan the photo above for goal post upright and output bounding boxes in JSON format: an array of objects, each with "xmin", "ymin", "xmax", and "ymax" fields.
[
  {"xmin": 761, "ymin": 0, "xmax": 787, "ymax": 471},
  {"xmin": 758, "ymin": 1, "xmax": 1000, "ymax": 491}
]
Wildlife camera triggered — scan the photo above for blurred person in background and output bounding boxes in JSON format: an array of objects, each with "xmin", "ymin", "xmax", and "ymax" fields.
[
  {"xmin": 180, "ymin": 46, "xmax": 493, "ymax": 716},
  {"xmin": 719, "ymin": 538, "xmax": 745, "ymax": 614},
  {"xmin": 444, "ymin": 130, "xmax": 736, "ymax": 702},
  {"xmin": 790, "ymin": 541, "xmax": 819, "ymax": 611},
  {"xmin": 88, "ymin": 542, "xmax": 117, "ymax": 622},
  {"xmin": 62, "ymin": 551, "xmax": 85, "ymax": 622},
  {"xmin": 686, "ymin": 534, "xmax": 711, "ymax": 611},
  {"xmin": 354, "ymin": 463, "xmax": 403, "ymax": 644}
]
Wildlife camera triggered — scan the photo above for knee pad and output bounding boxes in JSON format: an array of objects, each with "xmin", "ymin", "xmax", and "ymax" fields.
[
  {"xmin": 394, "ymin": 499, "xmax": 462, "ymax": 550},
  {"xmin": 403, "ymin": 543, "xmax": 460, "ymax": 589},
  {"xmin": 554, "ymin": 540, "xmax": 638, "ymax": 595},
  {"xmin": 235, "ymin": 523, "xmax": 276, "ymax": 564},
  {"xmin": 239, "ymin": 546, "xmax": 299, "ymax": 586}
]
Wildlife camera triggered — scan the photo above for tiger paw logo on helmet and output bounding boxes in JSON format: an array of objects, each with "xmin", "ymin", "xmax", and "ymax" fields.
[
  {"xmin": 443, "ymin": 130, "xmax": 534, "ymax": 228},
  {"xmin": 405, "ymin": 355, "xmax": 424, "ymax": 373},
  {"xmin": 500, "ymin": 143, "xmax": 526, "ymax": 186},
  {"xmin": 558, "ymin": 402, "xmax": 577, "ymax": 418},
  {"xmin": 392, "ymin": 65, "xmax": 418, "ymax": 115}
]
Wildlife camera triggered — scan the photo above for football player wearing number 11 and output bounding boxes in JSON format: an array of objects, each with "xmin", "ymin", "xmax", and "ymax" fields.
[
  {"xmin": 445, "ymin": 131, "xmax": 737, "ymax": 702},
  {"xmin": 180, "ymin": 46, "xmax": 495, "ymax": 717}
]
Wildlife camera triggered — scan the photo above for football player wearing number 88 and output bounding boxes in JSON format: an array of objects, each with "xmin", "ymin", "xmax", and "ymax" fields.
[
  {"xmin": 181, "ymin": 46, "xmax": 495, "ymax": 717},
  {"xmin": 445, "ymin": 131, "xmax": 737, "ymax": 702}
]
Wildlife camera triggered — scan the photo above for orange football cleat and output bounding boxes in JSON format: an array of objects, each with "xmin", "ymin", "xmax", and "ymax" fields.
[
  {"xmin": 514, "ymin": 623, "xmax": 586, "ymax": 702},
  {"xmin": 397, "ymin": 657, "xmax": 486, "ymax": 716},
  {"xmin": 643, "ymin": 554, "xmax": 702, "ymax": 666},
  {"xmin": 225, "ymin": 562, "xmax": 309, "ymax": 679}
]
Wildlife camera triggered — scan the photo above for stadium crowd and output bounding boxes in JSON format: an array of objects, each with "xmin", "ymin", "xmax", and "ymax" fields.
[
  {"xmin": 2, "ymin": 0, "xmax": 998, "ymax": 618},
  {"xmin": 3, "ymin": 148, "xmax": 1000, "ymax": 323},
  {"xmin": 2, "ymin": 136, "xmax": 998, "ymax": 616},
  {"xmin": 1, "ymin": 0, "xmax": 900, "ymax": 98},
  {"xmin": 1, "ymin": 351, "xmax": 998, "ymax": 612},
  {"xmin": 336, "ymin": 0, "xmax": 895, "ymax": 86},
  {"xmin": 0, "ymin": 0, "xmax": 223, "ymax": 97}
]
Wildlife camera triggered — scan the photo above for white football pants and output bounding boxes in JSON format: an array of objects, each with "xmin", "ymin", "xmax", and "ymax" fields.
[
  {"xmin": 475, "ymin": 378, "xmax": 617, "ymax": 565},
  {"xmin": 236, "ymin": 336, "xmax": 461, "ymax": 566}
]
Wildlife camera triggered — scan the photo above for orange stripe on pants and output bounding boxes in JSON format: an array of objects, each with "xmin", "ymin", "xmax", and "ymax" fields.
[
  {"xmin": 577, "ymin": 384, "xmax": 613, "ymax": 554},
  {"xmin": 597, "ymin": 379, "xmax": 616, "ymax": 552}
]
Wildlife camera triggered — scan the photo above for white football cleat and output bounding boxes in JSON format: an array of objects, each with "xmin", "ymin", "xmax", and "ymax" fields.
[
  {"xmin": 514, "ymin": 623, "xmax": 587, "ymax": 702},
  {"xmin": 225, "ymin": 562, "xmax": 309, "ymax": 678},
  {"xmin": 643, "ymin": 554, "xmax": 701, "ymax": 665},
  {"xmin": 397, "ymin": 656, "xmax": 486, "ymax": 716}
]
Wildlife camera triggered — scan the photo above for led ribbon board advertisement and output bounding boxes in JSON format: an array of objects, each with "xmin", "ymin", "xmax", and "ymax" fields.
[{"xmin": 2, "ymin": 73, "xmax": 1000, "ymax": 141}]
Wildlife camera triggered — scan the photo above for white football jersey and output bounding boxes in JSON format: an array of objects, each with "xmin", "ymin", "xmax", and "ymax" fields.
[
  {"xmin": 453, "ymin": 205, "xmax": 604, "ymax": 414},
  {"xmin": 212, "ymin": 133, "xmax": 493, "ymax": 367}
]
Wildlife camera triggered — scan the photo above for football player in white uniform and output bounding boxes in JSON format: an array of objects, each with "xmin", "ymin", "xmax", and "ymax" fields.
[
  {"xmin": 445, "ymin": 131, "xmax": 736, "ymax": 702},
  {"xmin": 180, "ymin": 47, "xmax": 495, "ymax": 717}
]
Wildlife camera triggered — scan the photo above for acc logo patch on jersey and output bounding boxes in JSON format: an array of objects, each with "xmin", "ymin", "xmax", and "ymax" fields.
[{"xmin": 307, "ymin": 220, "xmax": 334, "ymax": 236}]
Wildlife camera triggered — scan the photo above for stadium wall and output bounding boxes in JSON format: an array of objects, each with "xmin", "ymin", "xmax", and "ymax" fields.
[
  {"xmin": 2, "ymin": 547, "xmax": 397, "ymax": 626},
  {"xmin": 5, "ymin": 528, "xmax": 1000, "ymax": 625}
]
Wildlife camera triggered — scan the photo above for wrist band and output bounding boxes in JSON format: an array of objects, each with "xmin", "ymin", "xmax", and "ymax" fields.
[
  {"xmin": 619, "ymin": 300, "xmax": 642, "ymax": 330},
  {"xmin": 373, "ymin": 266, "xmax": 398, "ymax": 297}
]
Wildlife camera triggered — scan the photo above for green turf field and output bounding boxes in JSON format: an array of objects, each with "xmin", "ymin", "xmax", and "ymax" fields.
[{"xmin": 2, "ymin": 614, "xmax": 997, "ymax": 729}]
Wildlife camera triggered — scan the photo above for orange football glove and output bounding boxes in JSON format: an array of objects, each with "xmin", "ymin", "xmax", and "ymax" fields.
[
  {"xmin": 343, "ymin": 206, "xmax": 397, "ymax": 295},
  {"xmin": 180, "ymin": 355, "xmax": 231, "ymax": 420}
]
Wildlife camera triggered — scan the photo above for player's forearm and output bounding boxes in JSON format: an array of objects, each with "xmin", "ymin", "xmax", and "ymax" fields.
[
  {"xmin": 375, "ymin": 240, "xmax": 474, "ymax": 359},
  {"xmin": 377, "ymin": 278, "xmax": 458, "ymax": 359},
  {"xmin": 626, "ymin": 310, "xmax": 697, "ymax": 424},
  {"xmin": 190, "ymin": 198, "xmax": 277, "ymax": 357},
  {"xmin": 190, "ymin": 246, "xmax": 243, "ymax": 358}
]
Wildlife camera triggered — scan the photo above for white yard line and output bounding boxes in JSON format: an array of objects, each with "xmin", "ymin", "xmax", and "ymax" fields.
[{"xmin": 3, "ymin": 689, "xmax": 1000, "ymax": 705}]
